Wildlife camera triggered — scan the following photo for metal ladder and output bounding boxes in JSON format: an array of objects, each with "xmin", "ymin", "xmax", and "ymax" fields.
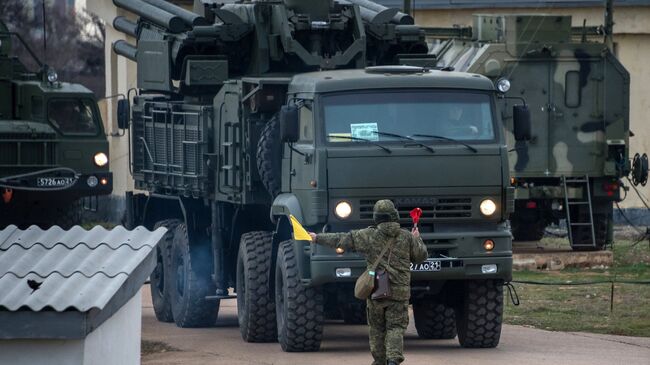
[{"xmin": 562, "ymin": 175, "xmax": 596, "ymax": 248}]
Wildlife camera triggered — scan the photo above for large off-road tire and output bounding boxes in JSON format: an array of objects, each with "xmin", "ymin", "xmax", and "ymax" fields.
[
  {"xmin": 455, "ymin": 280, "xmax": 503, "ymax": 348},
  {"xmin": 275, "ymin": 240, "xmax": 324, "ymax": 352},
  {"xmin": 511, "ymin": 219, "xmax": 546, "ymax": 242},
  {"xmin": 570, "ymin": 204, "xmax": 611, "ymax": 251},
  {"xmin": 150, "ymin": 219, "xmax": 181, "ymax": 323},
  {"xmin": 170, "ymin": 223, "xmax": 220, "ymax": 327},
  {"xmin": 342, "ymin": 302, "xmax": 367, "ymax": 325},
  {"xmin": 413, "ymin": 299, "xmax": 457, "ymax": 339},
  {"xmin": 237, "ymin": 231, "xmax": 277, "ymax": 342},
  {"xmin": 256, "ymin": 116, "xmax": 282, "ymax": 198},
  {"xmin": 53, "ymin": 199, "xmax": 83, "ymax": 229}
]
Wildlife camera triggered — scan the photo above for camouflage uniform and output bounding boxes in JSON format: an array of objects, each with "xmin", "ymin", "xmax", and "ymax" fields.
[{"xmin": 315, "ymin": 200, "xmax": 428, "ymax": 365}]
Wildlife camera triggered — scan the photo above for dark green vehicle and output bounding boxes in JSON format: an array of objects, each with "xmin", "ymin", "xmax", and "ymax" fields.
[
  {"xmin": 0, "ymin": 20, "xmax": 112, "ymax": 228},
  {"xmin": 114, "ymin": 0, "xmax": 522, "ymax": 350},
  {"xmin": 425, "ymin": 0, "xmax": 648, "ymax": 250}
]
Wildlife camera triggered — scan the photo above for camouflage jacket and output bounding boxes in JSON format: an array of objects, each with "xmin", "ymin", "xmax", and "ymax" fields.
[{"xmin": 315, "ymin": 222, "xmax": 428, "ymax": 301}]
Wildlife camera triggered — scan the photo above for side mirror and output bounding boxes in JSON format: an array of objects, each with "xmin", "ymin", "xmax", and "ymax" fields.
[
  {"xmin": 279, "ymin": 105, "xmax": 299, "ymax": 143},
  {"xmin": 513, "ymin": 104, "xmax": 531, "ymax": 141},
  {"xmin": 117, "ymin": 99, "xmax": 130, "ymax": 130}
]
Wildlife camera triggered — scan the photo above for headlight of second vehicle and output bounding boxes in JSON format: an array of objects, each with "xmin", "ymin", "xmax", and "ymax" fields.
[
  {"xmin": 93, "ymin": 152, "xmax": 108, "ymax": 167},
  {"xmin": 335, "ymin": 201, "xmax": 352, "ymax": 219},
  {"xmin": 480, "ymin": 199, "xmax": 497, "ymax": 216}
]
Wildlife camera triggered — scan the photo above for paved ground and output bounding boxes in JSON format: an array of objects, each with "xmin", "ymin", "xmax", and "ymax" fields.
[{"xmin": 140, "ymin": 286, "xmax": 650, "ymax": 365}]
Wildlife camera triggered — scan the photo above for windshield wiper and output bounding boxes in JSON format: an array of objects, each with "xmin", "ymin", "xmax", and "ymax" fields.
[
  {"xmin": 327, "ymin": 134, "xmax": 392, "ymax": 153},
  {"xmin": 371, "ymin": 131, "xmax": 435, "ymax": 153},
  {"xmin": 411, "ymin": 134, "xmax": 478, "ymax": 153}
]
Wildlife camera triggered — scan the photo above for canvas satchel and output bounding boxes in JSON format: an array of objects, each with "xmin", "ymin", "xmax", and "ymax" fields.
[{"xmin": 354, "ymin": 237, "xmax": 396, "ymax": 300}]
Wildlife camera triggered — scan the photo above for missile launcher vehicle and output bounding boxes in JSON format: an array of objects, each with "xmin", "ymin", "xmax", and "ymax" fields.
[
  {"xmin": 0, "ymin": 20, "xmax": 112, "ymax": 229},
  {"xmin": 114, "ymin": 0, "xmax": 524, "ymax": 350},
  {"xmin": 424, "ymin": 0, "xmax": 648, "ymax": 250}
]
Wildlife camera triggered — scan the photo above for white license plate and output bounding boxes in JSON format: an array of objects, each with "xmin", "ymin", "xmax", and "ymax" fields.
[
  {"xmin": 36, "ymin": 177, "xmax": 75, "ymax": 187},
  {"xmin": 411, "ymin": 260, "xmax": 442, "ymax": 272}
]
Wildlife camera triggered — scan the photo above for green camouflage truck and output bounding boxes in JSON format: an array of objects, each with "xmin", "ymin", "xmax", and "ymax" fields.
[
  {"xmin": 113, "ymin": 0, "xmax": 525, "ymax": 350},
  {"xmin": 0, "ymin": 20, "xmax": 112, "ymax": 228},
  {"xmin": 424, "ymin": 1, "xmax": 648, "ymax": 250}
]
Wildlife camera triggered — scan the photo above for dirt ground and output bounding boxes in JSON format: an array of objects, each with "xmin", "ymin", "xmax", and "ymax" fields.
[{"xmin": 139, "ymin": 285, "xmax": 650, "ymax": 365}]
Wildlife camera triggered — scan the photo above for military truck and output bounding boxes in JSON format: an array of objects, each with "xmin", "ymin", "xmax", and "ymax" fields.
[
  {"xmin": 113, "ymin": 0, "xmax": 524, "ymax": 350},
  {"xmin": 424, "ymin": 1, "xmax": 648, "ymax": 250},
  {"xmin": 0, "ymin": 20, "xmax": 112, "ymax": 228}
]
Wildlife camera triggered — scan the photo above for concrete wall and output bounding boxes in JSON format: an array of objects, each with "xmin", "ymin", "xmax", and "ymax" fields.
[{"xmin": 0, "ymin": 290, "xmax": 142, "ymax": 365}]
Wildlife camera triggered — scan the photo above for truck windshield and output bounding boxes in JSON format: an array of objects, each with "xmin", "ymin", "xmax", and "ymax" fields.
[
  {"xmin": 322, "ymin": 90, "xmax": 495, "ymax": 143},
  {"xmin": 47, "ymin": 98, "xmax": 99, "ymax": 135}
]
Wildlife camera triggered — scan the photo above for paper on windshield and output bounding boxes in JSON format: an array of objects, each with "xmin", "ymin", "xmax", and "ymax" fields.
[{"xmin": 350, "ymin": 123, "xmax": 379, "ymax": 141}]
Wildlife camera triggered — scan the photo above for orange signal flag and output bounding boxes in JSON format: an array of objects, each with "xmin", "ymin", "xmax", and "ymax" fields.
[{"xmin": 290, "ymin": 215, "xmax": 313, "ymax": 241}]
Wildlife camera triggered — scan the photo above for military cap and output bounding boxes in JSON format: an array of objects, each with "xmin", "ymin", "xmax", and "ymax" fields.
[{"xmin": 373, "ymin": 199, "xmax": 399, "ymax": 224}]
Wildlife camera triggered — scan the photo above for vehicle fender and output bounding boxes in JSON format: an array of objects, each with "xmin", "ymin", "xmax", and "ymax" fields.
[{"xmin": 270, "ymin": 193, "xmax": 304, "ymax": 224}]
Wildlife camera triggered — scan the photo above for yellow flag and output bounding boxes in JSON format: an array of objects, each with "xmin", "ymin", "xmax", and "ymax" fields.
[{"xmin": 290, "ymin": 215, "xmax": 312, "ymax": 241}]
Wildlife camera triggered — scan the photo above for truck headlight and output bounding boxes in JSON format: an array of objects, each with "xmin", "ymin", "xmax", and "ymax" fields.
[
  {"xmin": 334, "ymin": 201, "xmax": 352, "ymax": 219},
  {"xmin": 496, "ymin": 78, "xmax": 511, "ymax": 93},
  {"xmin": 480, "ymin": 199, "xmax": 497, "ymax": 216},
  {"xmin": 93, "ymin": 152, "xmax": 108, "ymax": 167}
]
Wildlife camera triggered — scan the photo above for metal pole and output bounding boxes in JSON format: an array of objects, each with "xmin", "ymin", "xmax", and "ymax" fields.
[{"xmin": 404, "ymin": 0, "xmax": 412, "ymax": 16}]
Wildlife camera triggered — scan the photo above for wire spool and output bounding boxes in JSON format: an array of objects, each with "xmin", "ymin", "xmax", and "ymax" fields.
[{"xmin": 632, "ymin": 153, "xmax": 648, "ymax": 186}]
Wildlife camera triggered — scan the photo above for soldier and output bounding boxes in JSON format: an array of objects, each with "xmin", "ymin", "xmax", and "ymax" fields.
[{"xmin": 309, "ymin": 200, "xmax": 428, "ymax": 365}]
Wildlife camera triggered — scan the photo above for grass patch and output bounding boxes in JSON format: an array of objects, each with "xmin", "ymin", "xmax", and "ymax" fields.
[
  {"xmin": 141, "ymin": 340, "xmax": 179, "ymax": 356},
  {"xmin": 505, "ymin": 239, "xmax": 650, "ymax": 337}
]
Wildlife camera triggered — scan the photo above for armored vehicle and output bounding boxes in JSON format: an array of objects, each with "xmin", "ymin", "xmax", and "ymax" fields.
[
  {"xmin": 0, "ymin": 20, "xmax": 112, "ymax": 228},
  {"xmin": 114, "ymin": 0, "xmax": 523, "ymax": 350},
  {"xmin": 425, "ymin": 1, "xmax": 648, "ymax": 250}
]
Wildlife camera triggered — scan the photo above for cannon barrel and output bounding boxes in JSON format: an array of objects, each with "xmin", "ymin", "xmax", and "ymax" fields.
[
  {"xmin": 113, "ymin": 0, "xmax": 186, "ymax": 33},
  {"xmin": 358, "ymin": 6, "xmax": 398, "ymax": 25},
  {"xmin": 141, "ymin": 0, "xmax": 210, "ymax": 27},
  {"xmin": 113, "ymin": 40, "xmax": 137, "ymax": 61},
  {"xmin": 113, "ymin": 16, "xmax": 138, "ymax": 37},
  {"xmin": 347, "ymin": 0, "xmax": 414, "ymax": 25}
]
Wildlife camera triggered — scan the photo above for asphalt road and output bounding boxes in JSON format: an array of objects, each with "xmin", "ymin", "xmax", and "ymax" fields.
[{"xmin": 140, "ymin": 286, "xmax": 650, "ymax": 365}]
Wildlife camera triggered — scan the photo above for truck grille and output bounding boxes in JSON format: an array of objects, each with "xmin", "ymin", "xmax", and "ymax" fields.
[
  {"xmin": 0, "ymin": 134, "xmax": 57, "ymax": 167},
  {"xmin": 359, "ymin": 198, "xmax": 472, "ymax": 220}
]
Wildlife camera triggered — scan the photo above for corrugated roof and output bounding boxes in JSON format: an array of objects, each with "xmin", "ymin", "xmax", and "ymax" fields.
[
  {"xmin": 374, "ymin": 0, "xmax": 650, "ymax": 9},
  {"xmin": 0, "ymin": 225, "xmax": 166, "ymax": 312}
]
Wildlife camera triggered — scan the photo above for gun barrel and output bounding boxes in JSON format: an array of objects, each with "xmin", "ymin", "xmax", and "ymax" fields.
[
  {"xmin": 113, "ymin": 16, "xmax": 138, "ymax": 37},
  {"xmin": 141, "ymin": 0, "xmax": 210, "ymax": 27},
  {"xmin": 113, "ymin": 0, "xmax": 186, "ymax": 33},
  {"xmin": 113, "ymin": 40, "xmax": 137, "ymax": 61},
  {"xmin": 348, "ymin": 0, "xmax": 414, "ymax": 25}
]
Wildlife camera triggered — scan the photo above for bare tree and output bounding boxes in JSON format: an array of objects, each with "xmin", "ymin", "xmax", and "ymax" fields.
[{"xmin": 1, "ymin": 0, "xmax": 106, "ymax": 97}]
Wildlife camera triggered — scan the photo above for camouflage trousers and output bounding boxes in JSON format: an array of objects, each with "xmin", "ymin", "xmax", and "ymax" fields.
[{"xmin": 367, "ymin": 298, "xmax": 409, "ymax": 365}]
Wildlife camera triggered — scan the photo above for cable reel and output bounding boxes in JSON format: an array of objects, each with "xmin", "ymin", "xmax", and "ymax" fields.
[{"xmin": 632, "ymin": 153, "xmax": 649, "ymax": 186}]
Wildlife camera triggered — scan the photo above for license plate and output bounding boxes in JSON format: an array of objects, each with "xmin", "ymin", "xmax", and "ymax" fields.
[
  {"xmin": 36, "ymin": 177, "xmax": 75, "ymax": 187},
  {"xmin": 411, "ymin": 260, "xmax": 442, "ymax": 272}
]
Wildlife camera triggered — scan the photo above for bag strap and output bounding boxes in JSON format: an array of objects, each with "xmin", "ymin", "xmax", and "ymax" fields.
[{"xmin": 370, "ymin": 237, "xmax": 397, "ymax": 270}]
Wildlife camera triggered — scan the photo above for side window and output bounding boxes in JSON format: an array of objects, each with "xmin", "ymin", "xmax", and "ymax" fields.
[
  {"xmin": 298, "ymin": 104, "xmax": 314, "ymax": 143},
  {"xmin": 48, "ymin": 98, "xmax": 99, "ymax": 135},
  {"xmin": 565, "ymin": 71, "xmax": 581, "ymax": 108}
]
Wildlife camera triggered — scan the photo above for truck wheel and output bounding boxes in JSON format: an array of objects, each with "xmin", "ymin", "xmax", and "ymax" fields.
[
  {"xmin": 342, "ymin": 302, "xmax": 367, "ymax": 325},
  {"xmin": 257, "ymin": 116, "xmax": 282, "ymax": 197},
  {"xmin": 150, "ymin": 219, "xmax": 180, "ymax": 323},
  {"xmin": 275, "ymin": 240, "xmax": 324, "ymax": 352},
  {"xmin": 413, "ymin": 300, "xmax": 457, "ymax": 339},
  {"xmin": 170, "ymin": 223, "xmax": 219, "ymax": 327},
  {"xmin": 53, "ymin": 199, "xmax": 83, "ymax": 229},
  {"xmin": 237, "ymin": 231, "xmax": 277, "ymax": 342},
  {"xmin": 511, "ymin": 217, "xmax": 545, "ymax": 241},
  {"xmin": 455, "ymin": 280, "xmax": 503, "ymax": 348},
  {"xmin": 570, "ymin": 205, "xmax": 610, "ymax": 251}
]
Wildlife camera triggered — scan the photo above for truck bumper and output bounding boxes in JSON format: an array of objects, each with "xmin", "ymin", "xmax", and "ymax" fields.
[{"xmin": 305, "ymin": 229, "xmax": 513, "ymax": 286}]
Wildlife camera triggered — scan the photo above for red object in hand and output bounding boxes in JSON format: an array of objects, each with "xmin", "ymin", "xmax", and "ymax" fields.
[{"xmin": 410, "ymin": 208, "xmax": 422, "ymax": 227}]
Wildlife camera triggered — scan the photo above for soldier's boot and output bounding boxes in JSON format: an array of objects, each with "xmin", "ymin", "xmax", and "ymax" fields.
[{"xmin": 387, "ymin": 361, "xmax": 398, "ymax": 365}]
